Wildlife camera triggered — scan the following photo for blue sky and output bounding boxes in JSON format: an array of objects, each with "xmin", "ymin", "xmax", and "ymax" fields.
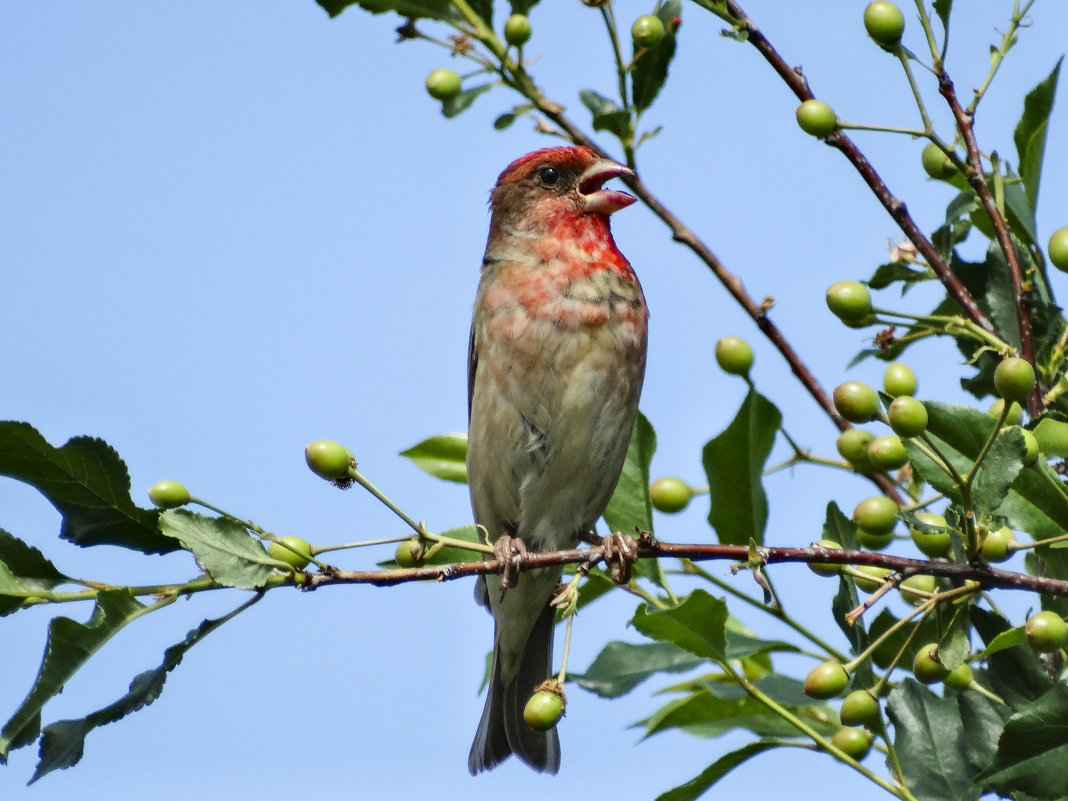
[{"xmin": 2, "ymin": 2, "xmax": 1066, "ymax": 799}]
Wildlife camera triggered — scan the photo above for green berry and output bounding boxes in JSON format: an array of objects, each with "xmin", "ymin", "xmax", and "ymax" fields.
[
  {"xmin": 912, "ymin": 643, "xmax": 950, "ymax": 684},
  {"xmin": 268, "ymin": 536, "xmax": 313, "ymax": 570},
  {"xmin": 868, "ymin": 435, "xmax": 908, "ymax": 471},
  {"xmin": 834, "ymin": 381, "xmax": 880, "ymax": 423},
  {"xmin": 503, "ymin": 13, "xmax": 532, "ymax": 46},
  {"xmin": 795, "ymin": 100, "xmax": 837, "ymax": 138},
  {"xmin": 1048, "ymin": 226, "xmax": 1068, "ymax": 272},
  {"xmin": 909, "ymin": 512, "xmax": 951, "ymax": 557},
  {"xmin": 631, "ymin": 15, "xmax": 665, "ymax": 49},
  {"xmin": 993, "ymin": 357, "xmax": 1036, "ymax": 404},
  {"xmin": 883, "ymin": 362, "xmax": 917, "ymax": 397},
  {"xmin": 650, "ymin": 477, "xmax": 692, "ymax": 514},
  {"xmin": 837, "ymin": 429, "xmax": 876, "ymax": 469},
  {"xmin": 808, "ymin": 539, "xmax": 843, "ymax": 577},
  {"xmin": 988, "ymin": 398, "xmax": 1024, "ymax": 426},
  {"xmin": 425, "ymin": 68, "xmax": 462, "ymax": 101},
  {"xmin": 921, "ymin": 143, "xmax": 956, "ymax": 180},
  {"xmin": 395, "ymin": 538, "xmax": 426, "ymax": 568},
  {"xmin": 858, "ymin": 528, "xmax": 894, "ymax": 550},
  {"xmin": 944, "ymin": 663, "xmax": 973, "ymax": 691},
  {"xmin": 980, "ymin": 526, "xmax": 1015, "ymax": 563},
  {"xmin": 1025, "ymin": 611, "xmax": 1068, "ymax": 653},
  {"xmin": 839, "ymin": 690, "xmax": 880, "ymax": 727},
  {"xmin": 854, "ymin": 565, "xmax": 891, "ymax": 592},
  {"xmin": 524, "ymin": 689, "xmax": 565, "ymax": 731},
  {"xmin": 853, "ymin": 496, "xmax": 898, "ymax": 534},
  {"xmin": 1034, "ymin": 418, "xmax": 1068, "ymax": 458},
  {"xmin": 832, "ymin": 727, "xmax": 874, "ymax": 760},
  {"xmin": 715, "ymin": 336, "xmax": 754, "ymax": 376},
  {"xmin": 305, "ymin": 440, "xmax": 352, "ymax": 480},
  {"xmin": 863, "ymin": 1, "xmax": 905, "ymax": 46},
  {"xmin": 900, "ymin": 574, "xmax": 937, "ymax": 605},
  {"xmin": 147, "ymin": 480, "xmax": 191, "ymax": 509},
  {"xmin": 803, "ymin": 661, "xmax": 850, "ymax": 699},
  {"xmin": 826, "ymin": 281, "xmax": 873, "ymax": 325},
  {"xmin": 888, "ymin": 396, "xmax": 928, "ymax": 438}
]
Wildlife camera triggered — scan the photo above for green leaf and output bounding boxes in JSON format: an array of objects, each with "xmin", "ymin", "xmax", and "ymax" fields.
[
  {"xmin": 442, "ymin": 84, "xmax": 493, "ymax": 118},
  {"xmin": 493, "ymin": 112, "xmax": 517, "ymax": 131},
  {"xmin": 972, "ymin": 426, "xmax": 1026, "ymax": 518},
  {"xmin": 0, "ymin": 421, "xmax": 173, "ymax": 554},
  {"xmin": 1014, "ymin": 58, "xmax": 1062, "ymax": 218},
  {"xmin": 578, "ymin": 90, "xmax": 632, "ymax": 140},
  {"xmin": 904, "ymin": 403, "xmax": 1068, "ymax": 539},
  {"xmin": 400, "ymin": 432, "xmax": 468, "ymax": 484},
  {"xmin": 979, "ymin": 625, "xmax": 1026, "ymax": 657},
  {"xmin": 702, "ymin": 390, "xmax": 781, "ymax": 545},
  {"xmin": 932, "ymin": 0, "xmax": 952, "ymax": 34},
  {"xmin": 631, "ymin": 590, "xmax": 727, "ymax": 663},
  {"xmin": 316, "ymin": 0, "xmax": 460, "ymax": 21},
  {"xmin": 0, "ymin": 529, "xmax": 68, "ymax": 591},
  {"xmin": 603, "ymin": 412, "xmax": 665, "ymax": 589},
  {"xmin": 571, "ymin": 641, "xmax": 703, "ymax": 698},
  {"xmin": 1000, "ymin": 164, "xmax": 1037, "ymax": 247},
  {"xmin": 159, "ymin": 510, "xmax": 276, "ymax": 589},
  {"xmin": 868, "ymin": 261, "xmax": 934, "ymax": 292},
  {"xmin": 886, "ymin": 680, "xmax": 974, "ymax": 801},
  {"xmin": 974, "ymin": 683, "xmax": 1068, "ymax": 800},
  {"xmin": 723, "ymin": 631, "xmax": 800, "ymax": 661},
  {"xmin": 632, "ymin": 1, "xmax": 681, "ymax": 115},
  {"xmin": 642, "ymin": 688, "xmax": 808, "ymax": 740},
  {"xmin": 656, "ymin": 740, "xmax": 783, "ymax": 801},
  {"xmin": 467, "ymin": 0, "xmax": 492, "ymax": 28},
  {"xmin": 30, "ymin": 607, "xmax": 240, "ymax": 783},
  {"xmin": 0, "ymin": 590, "xmax": 145, "ymax": 762},
  {"xmin": 510, "ymin": 0, "xmax": 539, "ymax": 14},
  {"xmin": 958, "ymin": 690, "xmax": 1012, "ymax": 774}
]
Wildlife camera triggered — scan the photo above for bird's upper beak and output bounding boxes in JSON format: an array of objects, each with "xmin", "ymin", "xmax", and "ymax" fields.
[{"xmin": 579, "ymin": 158, "xmax": 636, "ymax": 215}]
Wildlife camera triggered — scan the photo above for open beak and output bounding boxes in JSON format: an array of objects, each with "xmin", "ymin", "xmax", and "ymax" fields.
[{"xmin": 579, "ymin": 158, "xmax": 636, "ymax": 215}]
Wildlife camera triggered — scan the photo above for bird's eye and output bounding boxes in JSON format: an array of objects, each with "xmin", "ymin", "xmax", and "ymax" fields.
[{"xmin": 536, "ymin": 166, "xmax": 560, "ymax": 186}]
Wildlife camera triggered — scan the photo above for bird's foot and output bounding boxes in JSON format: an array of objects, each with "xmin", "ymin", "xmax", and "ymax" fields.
[
  {"xmin": 493, "ymin": 534, "xmax": 528, "ymax": 592},
  {"xmin": 602, "ymin": 532, "xmax": 638, "ymax": 585}
]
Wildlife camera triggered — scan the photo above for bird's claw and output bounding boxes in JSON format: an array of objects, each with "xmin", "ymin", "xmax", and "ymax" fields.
[
  {"xmin": 602, "ymin": 532, "xmax": 638, "ymax": 585},
  {"xmin": 494, "ymin": 534, "xmax": 528, "ymax": 592}
]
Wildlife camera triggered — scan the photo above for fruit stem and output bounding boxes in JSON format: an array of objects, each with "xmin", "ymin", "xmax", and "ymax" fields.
[
  {"xmin": 835, "ymin": 120, "xmax": 927, "ymax": 137},
  {"xmin": 732, "ymin": 665, "xmax": 918, "ymax": 800},
  {"xmin": 596, "ymin": 3, "xmax": 636, "ymax": 166},
  {"xmin": 556, "ymin": 613, "xmax": 576, "ymax": 684},
  {"xmin": 894, "ymin": 46, "xmax": 934, "ymax": 133}
]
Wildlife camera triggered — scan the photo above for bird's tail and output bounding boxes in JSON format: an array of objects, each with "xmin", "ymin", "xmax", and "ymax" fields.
[{"xmin": 468, "ymin": 603, "xmax": 560, "ymax": 775}]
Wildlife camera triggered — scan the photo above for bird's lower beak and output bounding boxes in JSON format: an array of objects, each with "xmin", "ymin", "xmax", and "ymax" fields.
[{"xmin": 579, "ymin": 158, "xmax": 636, "ymax": 215}]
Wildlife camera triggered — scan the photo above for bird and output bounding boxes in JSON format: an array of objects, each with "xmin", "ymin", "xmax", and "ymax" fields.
[{"xmin": 466, "ymin": 145, "xmax": 648, "ymax": 774}]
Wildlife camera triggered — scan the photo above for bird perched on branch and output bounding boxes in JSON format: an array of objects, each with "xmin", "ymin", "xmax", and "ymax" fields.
[{"xmin": 466, "ymin": 145, "xmax": 648, "ymax": 774}]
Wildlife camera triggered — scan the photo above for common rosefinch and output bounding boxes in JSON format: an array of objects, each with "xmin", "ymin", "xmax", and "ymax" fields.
[{"xmin": 467, "ymin": 146, "xmax": 648, "ymax": 774}]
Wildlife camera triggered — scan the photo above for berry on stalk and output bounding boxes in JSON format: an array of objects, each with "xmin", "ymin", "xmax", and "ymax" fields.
[
  {"xmin": 795, "ymin": 100, "xmax": 837, "ymax": 138},
  {"xmin": 631, "ymin": 15, "xmax": 665, "ymax": 49},
  {"xmin": 883, "ymin": 362, "xmax": 917, "ymax": 397},
  {"xmin": 650, "ymin": 477, "xmax": 692, "ymax": 513},
  {"xmin": 921, "ymin": 143, "xmax": 956, "ymax": 179},
  {"xmin": 426, "ymin": 68, "xmax": 462, "ymax": 101},
  {"xmin": 524, "ymin": 689, "xmax": 565, "ymax": 731},
  {"xmin": 863, "ymin": 1, "xmax": 905, "ymax": 46},
  {"xmin": 853, "ymin": 496, "xmax": 898, "ymax": 534},
  {"xmin": 826, "ymin": 281, "xmax": 873, "ymax": 325},
  {"xmin": 504, "ymin": 14, "xmax": 532, "ymax": 46},
  {"xmin": 1048, "ymin": 226, "xmax": 1068, "ymax": 272},
  {"xmin": 715, "ymin": 336, "xmax": 754, "ymax": 376},
  {"xmin": 993, "ymin": 357, "xmax": 1035, "ymax": 404},
  {"xmin": 147, "ymin": 480, "xmax": 191, "ymax": 509},
  {"xmin": 867, "ymin": 435, "xmax": 908, "ymax": 471},
  {"xmin": 804, "ymin": 661, "xmax": 849, "ymax": 699},
  {"xmin": 834, "ymin": 381, "xmax": 879, "ymax": 423},
  {"xmin": 305, "ymin": 440, "xmax": 352, "ymax": 480},
  {"xmin": 888, "ymin": 396, "xmax": 928, "ymax": 437},
  {"xmin": 1025, "ymin": 611, "xmax": 1068, "ymax": 653},
  {"xmin": 268, "ymin": 536, "xmax": 313, "ymax": 570},
  {"xmin": 839, "ymin": 690, "xmax": 880, "ymax": 727},
  {"xmin": 909, "ymin": 511, "xmax": 950, "ymax": 557},
  {"xmin": 808, "ymin": 539, "xmax": 843, "ymax": 577},
  {"xmin": 832, "ymin": 727, "xmax": 873, "ymax": 760}
]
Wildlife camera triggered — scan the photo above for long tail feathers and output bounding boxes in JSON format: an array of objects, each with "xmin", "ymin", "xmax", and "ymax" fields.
[{"xmin": 468, "ymin": 604, "xmax": 560, "ymax": 775}]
